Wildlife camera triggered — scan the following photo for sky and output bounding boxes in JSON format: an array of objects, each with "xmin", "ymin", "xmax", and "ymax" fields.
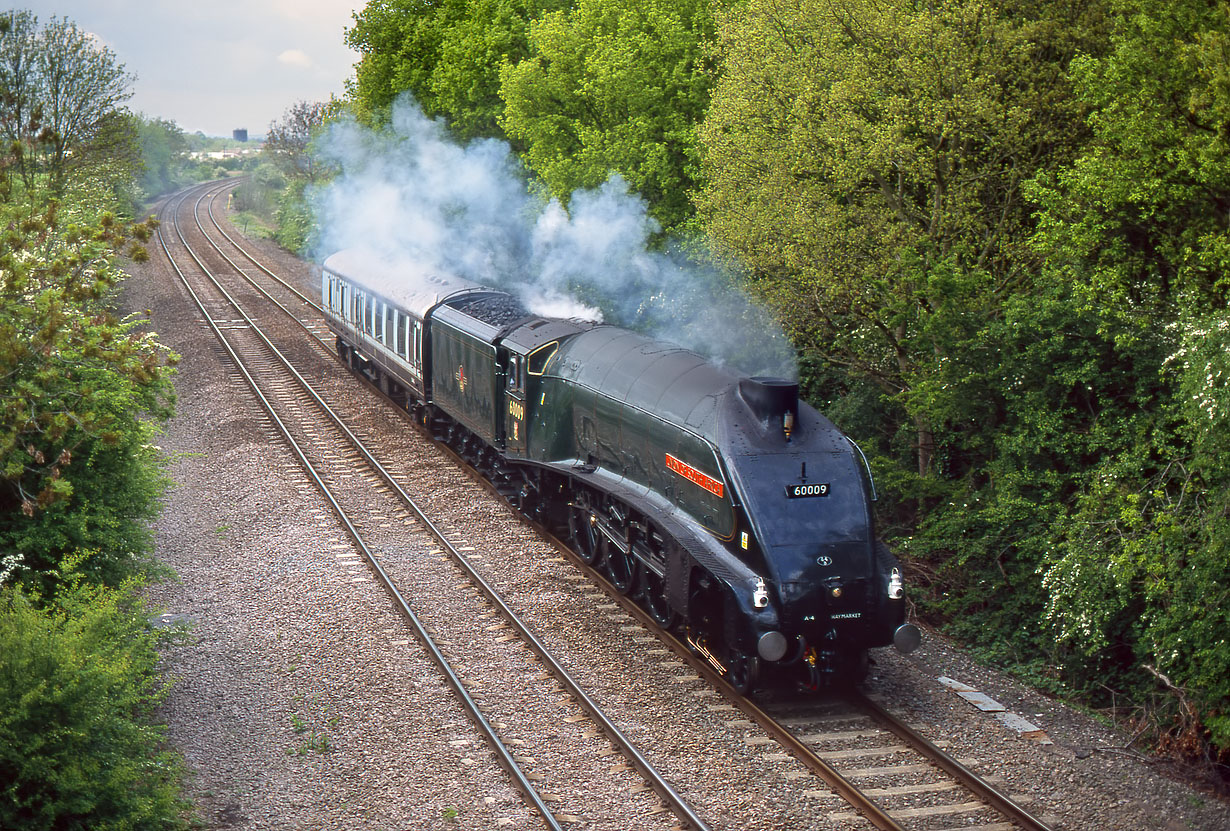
[{"xmin": 21, "ymin": 1, "xmax": 366, "ymax": 137}]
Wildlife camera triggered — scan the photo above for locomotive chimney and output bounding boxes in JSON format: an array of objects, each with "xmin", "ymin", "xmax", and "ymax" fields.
[{"xmin": 738, "ymin": 376, "xmax": 800, "ymax": 440}]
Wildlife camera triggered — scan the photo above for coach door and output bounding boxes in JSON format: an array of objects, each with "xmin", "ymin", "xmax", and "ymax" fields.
[{"xmin": 504, "ymin": 352, "xmax": 528, "ymax": 458}]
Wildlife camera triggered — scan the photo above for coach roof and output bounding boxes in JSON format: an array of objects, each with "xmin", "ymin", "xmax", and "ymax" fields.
[{"xmin": 323, "ymin": 248, "xmax": 490, "ymax": 319}]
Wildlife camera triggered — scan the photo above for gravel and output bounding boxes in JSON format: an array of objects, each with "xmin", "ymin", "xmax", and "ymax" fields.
[{"xmin": 119, "ymin": 196, "xmax": 1230, "ymax": 831}]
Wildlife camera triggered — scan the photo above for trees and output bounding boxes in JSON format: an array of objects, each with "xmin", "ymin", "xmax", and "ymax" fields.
[
  {"xmin": 345, "ymin": 0, "xmax": 713, "ymax": 230},
  {"xmin": 264, "ymin": 100, "xmax": 341, "ymax": 184},
  {"xmin": 135, "ymin": 117, "xmax": 189, "ymax": 199},
  {"xmin": 499, "ymin": 0, "xmax": 716, "ymax": 231},
  {"xmin": 0, "ymin": 581, "xmax": 190, "ymax": 830},
  {"xmin": 1029, "ymin": 0, "xmax": 1230, "ymax": 750},
  {"xmin": 0, "ymin": 10, "xmax": 187, "ymax": 822},
  {"xmin": 431, "ymin": 0, "xmax": 568, "ymax": 140},
  {"xmin": 0, "ymin": 12, "xmax": 136, "ymax": 201},
  {"xmin": 0, "ymin": 197, "xmax": 175, "ymax": 594},
  {"xmin": 37, "ymin": 16, "xmax": 136, "ymax": 197},
  {"xmin": 255, "ymin": 100, "xmax": 344, "ymax": 253},
  {"xmin": 346, "ymin": 0, "xmax": 467, "ymax": 123},
  {"xmin": 698, "ymin": 0, "xmax": 1102, "ymax": 479},
  {"xmin": 0, "ymin": 10, "xmax": 42, "ymax": 197},
  {"xmin": 346, "ymin": 0, "xmax": 567, "ymax": 138}
]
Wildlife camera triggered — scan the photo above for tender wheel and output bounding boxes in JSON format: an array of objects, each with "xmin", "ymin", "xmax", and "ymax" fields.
[
  {"xmin": 600, "ymin": 535, "xmax": 637, "ymax": 595},
  {"xmin": 569, "ymin": 507, "xmax": 601, "ymax": 565}
]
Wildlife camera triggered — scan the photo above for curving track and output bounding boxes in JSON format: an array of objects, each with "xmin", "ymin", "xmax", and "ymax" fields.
[
  {"xmin": 156, "ymin": 178, "xmax": 1059, "ymax": 831},
  {"xmin": 157, "ymin": 179, "xmax": 708, "ymax": 831}
]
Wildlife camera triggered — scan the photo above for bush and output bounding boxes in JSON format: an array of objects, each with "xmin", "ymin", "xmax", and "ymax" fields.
[
  {"xmin": 0, "ymin": 581, "xmax": 190, "ymax": 830},
  {"xmin": 0, "ymin": 200, "xmax": 177, "ymax": 597}
]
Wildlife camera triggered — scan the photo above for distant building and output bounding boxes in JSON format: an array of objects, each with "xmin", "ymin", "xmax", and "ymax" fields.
[{"xmin": 233, "ymin": 129, "xmax": 248, "ymax": 142}]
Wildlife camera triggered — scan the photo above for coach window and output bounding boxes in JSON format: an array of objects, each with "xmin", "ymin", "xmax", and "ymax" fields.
[
  {"xmin": 413, "ymin": 322, "xmax": 422, "ymax": 364},
  {"xmin": 396, "ymin": 313, "xmax": 407, "ymax": 358},
  {"xmin": 374, "ymin": 301, "xmax": 384, "ymax": 341}
]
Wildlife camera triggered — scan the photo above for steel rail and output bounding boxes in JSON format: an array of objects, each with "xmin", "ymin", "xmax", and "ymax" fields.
[
  {"xmin": 205, "ymin": 179, "xmax": 324, "ymax": 313},
  {"xmin": 528, "ymin": 520, "xmax": 1048, "ymax": 831},
  {"xmin": 162, "ymin": 182, "xmax": 713, "ymax": 831},
  {"xmin": 851, "ymin": 689, "xmax": 1054, "ymax": 831},
  {"xmin": 156, "ymin": 186, "xmax": 567, "ymax": 831}
]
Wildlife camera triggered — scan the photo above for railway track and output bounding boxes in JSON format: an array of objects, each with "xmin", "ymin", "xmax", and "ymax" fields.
[
  {"xmin": 157, "ymin": 179, "xmax": 1059, "ymax": 831},
  {"xmin": 535, "ymin": 518, "xmax": 1054, "ymax": 831},
  {"xmin": 156, "ymin": 180, "xmax": 709, "ymax": 831}
]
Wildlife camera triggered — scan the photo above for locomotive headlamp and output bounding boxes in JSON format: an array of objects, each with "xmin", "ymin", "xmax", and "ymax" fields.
[
  {"xmin": 753, "ymin": 577, "xmax": 769, "ymax": 608},
  {"xmin": 783, "ymin": 410, "xmax": 795, "ymax": 441},
  {"xmin": 830, "ymin": 586, "xmax": 843, "ymax": 599},
  {"xmin": 888, "ymin": 567, "xmax": 904, "ymax": 600}
]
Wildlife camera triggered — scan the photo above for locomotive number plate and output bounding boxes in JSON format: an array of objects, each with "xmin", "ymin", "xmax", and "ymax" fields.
[{"xmin": 785, "ymin": 483, "xmax": 830, "ymax": 499}]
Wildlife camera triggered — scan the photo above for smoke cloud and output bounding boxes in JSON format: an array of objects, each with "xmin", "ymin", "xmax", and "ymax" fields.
[{"xmin": 309, "ymin": 95, "xmax": 795, "ymax": 378}]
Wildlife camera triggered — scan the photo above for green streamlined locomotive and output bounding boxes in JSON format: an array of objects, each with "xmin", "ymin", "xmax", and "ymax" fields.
[{"xmin": 322, "ymin": 249, "xmax": 920, "ymax": 692}]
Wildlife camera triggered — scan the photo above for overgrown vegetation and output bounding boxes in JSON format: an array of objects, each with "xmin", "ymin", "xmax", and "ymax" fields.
[
  {"xmin": 1, "ymin": 8, "xmax": 190, "ymax": 827},
  {"xmin": 0, "ymin": 581, "xmax": 189, "ymax": 830},
  {"xmin": 327, "ymin": 0, "xmax": 1230, "ymax": 769}
]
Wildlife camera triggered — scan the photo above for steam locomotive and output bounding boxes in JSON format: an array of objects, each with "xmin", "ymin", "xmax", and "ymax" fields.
[{"xmin": 320, "ymin": 248, "xmax": 920, "ymax": 692}]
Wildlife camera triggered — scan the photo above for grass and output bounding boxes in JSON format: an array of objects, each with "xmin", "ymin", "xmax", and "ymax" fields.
[{"xmin": 230, "ymin": 210, "xmax": 275, "ymax": 240}]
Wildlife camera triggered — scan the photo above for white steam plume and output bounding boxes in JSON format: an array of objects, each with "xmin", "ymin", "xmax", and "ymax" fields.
[{"xmin": 309, "ymin": 95, "xmax": 796, "ymax": 378}]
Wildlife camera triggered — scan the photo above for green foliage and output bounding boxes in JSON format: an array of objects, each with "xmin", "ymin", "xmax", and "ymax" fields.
[
  {"xmin": 0, "ymin": 10, "xmax": 191, "ymax": 825},
  {"xmin": 346, "ymin": 0, "xmax": 567, "ymax": 137},
  {"xmin": 0, "ymin": 581, "xmax": 190, "ymax": 830},
  {"xmin": 0, "ymin": 198, "xmax": 176, "ymax": 595},
  {"xmin": 499, "ymin": 0, "xmax": 716, "ymax": 230},
  {"xmin": 135, "ymin": 117, "xmax": 191, "ymax": 200},
  {"xmin": 1029, "ymin": 0, "xmax": 1230, "ymax": 310},
  {"xmin": 345, "ymin": 0, "xmax": 711, "ymax": 229},
  {"xmin": 0, "ymin": 11, "xmax": 137, "ymax": 201},
  {"xmin": 1027, "ymin": 0, "xmax": 1230, "ymax": 753},
  {"xmin": 431, "ymin": 0, "xmax": 568, "ymax": 140},
  {"xmin": 264, "ymin": 100, "xmax": 341, "ymax": 183},
  {"xmin": 698, "ymin": 0, "xmax": 1101, "ymax": 477},
  {"xmin": 1038, "ymin": 311, "xmax": 1230, "ymax": 749},
  {"xmin": 346, "ymin": 0, "xmax": 468, "ymax": 123},
  {"xmin": 274, "ymin": 179, "xmax": 313, "ymax": 254},
  {"xmin": 230, "ymin": 162, "xmax": 286, "ymax": 218}
]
